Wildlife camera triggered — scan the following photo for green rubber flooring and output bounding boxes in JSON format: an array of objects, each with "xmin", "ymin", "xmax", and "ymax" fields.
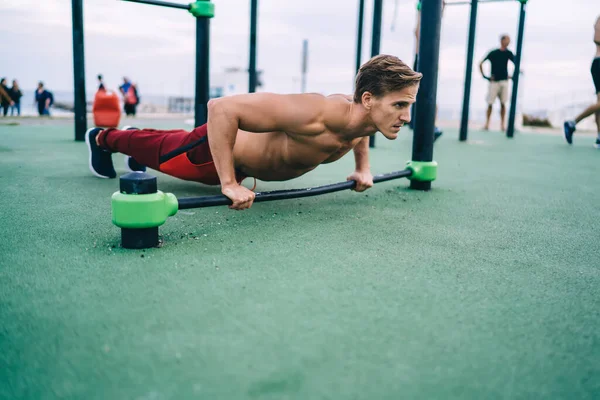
[{"xmin": 1, "ymin": 119, "xmax": 599, "ymax": 399}]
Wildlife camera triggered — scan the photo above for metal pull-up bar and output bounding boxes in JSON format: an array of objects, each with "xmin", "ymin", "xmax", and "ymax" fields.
[
  {"xmin": 454, "ymin": 0, "xmax": 528, "ymax": 141},
  {"xmin": 122, "ymin": 0, "xmax": 190, "ymax": 10},
  {"xmin": 121, "ymin": 0, "xmax": 214, "ymax": 127}
]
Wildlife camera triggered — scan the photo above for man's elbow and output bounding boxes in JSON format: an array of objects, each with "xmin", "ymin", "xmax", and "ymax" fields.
[{"xmin": 207, "ymin": 98, "xmax": 221, "ymax": 112}]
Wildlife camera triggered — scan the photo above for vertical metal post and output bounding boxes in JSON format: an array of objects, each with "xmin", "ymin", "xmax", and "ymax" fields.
[
  {"xmin": 411, "ymin": 0, "xmax": 443, "ymax": 191},
  {"xmin": 72, "ymin": 0, "xmax": 87, "ymax": 141},
  {"xmin": 459, "ymin": 0, "xmax": 479, "ymax": 142},
  {"xmin": 195, "ymin": 6, "xmax": 210, "ymax": 127},
  {"xmin": 506, "ymin": 0, "xmax": 527, "ymax": 138},
  {"xmin": 369, "ymin": 0, "xmax": 383, "ymax": 148},
  {"xmin": 301, "ymin": 39, "xmax": 308, "ymax": 93},
  {"xmin": 355, "ymin": 0, "xmax": 365, "ymax": 73},
  {"xmin": 248, "ymin": 0, "xmax": 258, "ymax": 93}
]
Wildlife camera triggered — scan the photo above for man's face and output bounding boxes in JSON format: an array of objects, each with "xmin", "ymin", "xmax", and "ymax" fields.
[
  {"xmin": 501, "ymin": 36, "xmax": 511, "ymax": 48},
  {"xmin": 366, "ymin": 85, "xmax": 418, "ymax": 140}
]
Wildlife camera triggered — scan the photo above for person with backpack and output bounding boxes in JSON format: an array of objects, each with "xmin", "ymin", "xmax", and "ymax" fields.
[
  {"xmin": 124, "ymin": 83, "xmax": 139, "ymax": 116},
  {"xmin": 35, "ymin": 81, "xmax": 53, "ymax": 116}
]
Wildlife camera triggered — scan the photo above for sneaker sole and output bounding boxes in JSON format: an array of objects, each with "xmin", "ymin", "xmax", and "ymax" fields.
[
  {"xmin": 119, "ymin": 126, "xmax": 146, "ymax": 173},
  {"xmin": 85, "ymin": 128, "xmax": 113, "ymax": 179},
  {"xmin": 563, "ymin": 122, "xmax": 574, "ymax": 145},
  {"xmin": 123, "ymin": 155, "xmax": 145, "ymax": 173}
]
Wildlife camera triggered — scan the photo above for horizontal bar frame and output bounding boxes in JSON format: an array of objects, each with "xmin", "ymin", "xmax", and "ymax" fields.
[{"xmin": 177, "ymin": 169, "xmax": 413, "ymax": 209}]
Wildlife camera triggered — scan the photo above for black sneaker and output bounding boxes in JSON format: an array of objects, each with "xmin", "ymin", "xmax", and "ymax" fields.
[
  {"xmin": 563, "ymin": 120, "xmax": 576, "ymax": 144},
  {"xmin": 434, "ymin": 127, "xmax": 443, "ymax": 142},
  {"xmin": 595, "ymin": 138, "xmax": 600, "ymax": 149},
  {"xmin": 121, "ymin": 126, "xmax": 147, "ymax": 173},
  {"xmin": 85, "ymin": 127, "xmax": 116, "ymax": 179}
]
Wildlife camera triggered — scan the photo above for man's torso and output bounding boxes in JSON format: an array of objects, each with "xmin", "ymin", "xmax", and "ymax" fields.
[
  {"xmin": 488, "ymin": 49, "xmax": 513, "ymax": 81},
  {"xmin": 231, "ymin": 95, "xmax": 363, "ymax": 181}
]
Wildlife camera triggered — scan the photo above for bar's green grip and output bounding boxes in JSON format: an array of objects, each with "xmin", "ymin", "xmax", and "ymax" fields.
[
  {"xmin": 112, "ymin": 191, "xmax": 178, "ymax": 229},
  {"xmin": 406, "ymin": 160, "xmax": 437, "ymax": 182}
]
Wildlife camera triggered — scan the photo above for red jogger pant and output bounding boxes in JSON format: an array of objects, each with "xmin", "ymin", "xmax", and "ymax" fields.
[
  {"xmin": 96, "ymin": 124, "xmax": 245, "ymax": 185},
  {"xmin": 97, "ymin": 125, "xmax": 211, "ymax": 169}
]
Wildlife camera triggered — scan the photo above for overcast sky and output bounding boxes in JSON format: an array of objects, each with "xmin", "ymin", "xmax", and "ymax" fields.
[{"xmin": 1, "ymin": 0, "xmax": 599, "ymax": 111}]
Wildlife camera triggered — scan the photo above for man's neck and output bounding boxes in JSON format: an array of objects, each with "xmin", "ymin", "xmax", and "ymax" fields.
[{"xmin": 346, "ymin": 102, "xmax": 378, "ymax": 139}]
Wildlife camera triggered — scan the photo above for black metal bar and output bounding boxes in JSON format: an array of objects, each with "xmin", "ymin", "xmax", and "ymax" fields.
[
  {"xmin": 195, "ymin": 8, "xmax": 210, "ymax": 127},
  {"xmin": 411, "ymin": 0, "xmax": 443, "ymax": 191},
  {"xmin": 72, "ymin": 0, "xmax": 86, "ymax": 141},
  {"xmin": 355, "ymin": 0, "xmax": 365, "ymax": 73},
  {"xmin": 177, "ymin": 169, "xmax": 413, "ymax": 209},
  {"xmin": 459, "ymin": 0, "xmax": 479, "ymax": 142},
  {"xmin": 368, "ymin": 0, "xmax": 383, "ymax": 148},
  {"xmin": 121, "ymin": 0, "xmax": 190, "ymax": 10},
  {"xmin": 248, "ymin": 0, "xmax": 258, "ymax": 93},
  {"xmin": 506, "ymin": 1, "xmax": 526, "ymax": 138}
]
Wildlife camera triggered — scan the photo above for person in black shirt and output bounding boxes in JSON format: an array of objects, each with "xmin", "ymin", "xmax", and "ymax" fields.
[
  {"xmin": 564, "ymin": 16, "xmax": 600, "ymax": 148},
  {"xmin": 0, "ymin": 78, "xmax": 14, "ymax": 117},
  {"xmin": 35, "ymin": 82, "xmax": 53, "ymax": 116},
  {"xmin": 480, "ymin": 34, "xmax": 515, "ymax": 131},
  {"xmin": 9, "ymin": 79, "xmax": 23, "ymax": 116}
]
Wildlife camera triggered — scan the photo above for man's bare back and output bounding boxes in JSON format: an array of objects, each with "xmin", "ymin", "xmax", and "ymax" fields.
[{"xmin": 229, "ymin": 94, "xmax": 364, "ymax": 182}]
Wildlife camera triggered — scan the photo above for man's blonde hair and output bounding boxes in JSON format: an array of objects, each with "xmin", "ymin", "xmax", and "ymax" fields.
[{"xmin": 353, "ymin": 55, "xmax": 422, "ymax": 103}]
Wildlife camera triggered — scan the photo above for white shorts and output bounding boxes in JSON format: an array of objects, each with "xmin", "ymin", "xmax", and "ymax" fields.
[{"xmin": 486, "ymin": 80, "xmax": 509, "ymax": 105}]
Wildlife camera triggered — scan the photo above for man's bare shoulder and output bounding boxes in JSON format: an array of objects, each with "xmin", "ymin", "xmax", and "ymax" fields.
[{"xmin": 322, "ymin": 94, "xmax": 354, "ymax": 131}]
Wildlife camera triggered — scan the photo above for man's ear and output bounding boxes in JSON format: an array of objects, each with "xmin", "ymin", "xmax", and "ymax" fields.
[{"xmin": 361, "ymin": 92, "xmax": 373, "ymax": 110}]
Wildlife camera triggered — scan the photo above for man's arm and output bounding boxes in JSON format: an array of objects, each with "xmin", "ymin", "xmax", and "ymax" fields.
[
  {"xmin": 347, "ymin": 137, "xmax": 373, "ymax": 192},
  {"xmin": 352, "ymin": 137, "xmax": 370, "ymax": 172},
  {"xmin": 480, "ymin": 52, "xmax": 491, "ymax": 80},
  {"xmin": 207, "ymin": 93, "xmax": 328, "ymax": 209}
]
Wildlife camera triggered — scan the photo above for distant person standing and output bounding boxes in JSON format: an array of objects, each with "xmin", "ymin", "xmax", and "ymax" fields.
[
  {"xmin": 123, "ymin": 83, "xmax": 140, "ymax": 116},
  {"xmin": 0, "ymin": 78, "xmax": 14, "ymax": 116},
  {"xmin": 480, "ymin": 34, "xmax": 515, "ymax": 132},
  {"xmin": 119, "ymin": 77, "xmax": 139, "ymax": 116},
  {"xmin": 97, "ymin": 74, "xmax": 105, "ymax": 91},
  {"xmin": 9, "ymin": 80, "xmax": 23, "ymax": 116},
  {"xmin": 564, "ymin": 16, "xmax": 600, "ymax": 148},
  {"xmin": 35, "ymin": 82, "xmax": 53, "ymax": 116}
]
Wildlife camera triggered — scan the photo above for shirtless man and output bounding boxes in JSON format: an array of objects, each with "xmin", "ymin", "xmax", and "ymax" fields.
[
  {"xmin": 564, "ymin": 16, "xmax": 600, "ymax": 148},
  {"xmin": 86, "ymin": 55, "xmax": 422, "ymax": 210}
]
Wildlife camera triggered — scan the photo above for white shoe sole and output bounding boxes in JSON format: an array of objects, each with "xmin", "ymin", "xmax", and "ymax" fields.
[
  {"xmin": 123, "ymin": 155, "xmax": 145, "ymax": 173},
  {"xmin": 85, "ymin": 128, "xmax": 113, "ymax": 179},
  {"xmin": 119, "ymin": 126, "xmax": 145, "ymax": 173}
]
